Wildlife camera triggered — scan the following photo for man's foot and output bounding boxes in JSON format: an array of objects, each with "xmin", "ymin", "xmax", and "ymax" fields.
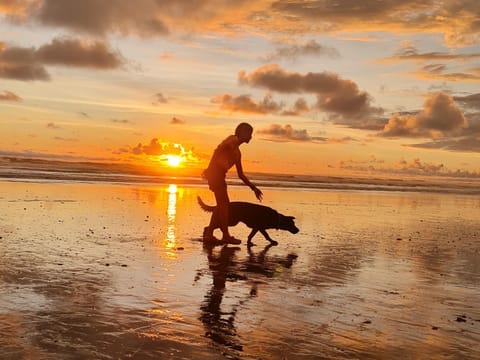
[
  {"xmin": 203, "ymin": 226, "xmax": 216, "ymax": 242},
  {"xmin": 221, "ymin": 236, "xmax": 241, "ymax": 245}
]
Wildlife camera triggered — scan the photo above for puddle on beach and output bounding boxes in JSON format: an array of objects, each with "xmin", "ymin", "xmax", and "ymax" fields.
[{"xmin": 0, "ymin": 181, "xmax": 479, "ymax": 359}]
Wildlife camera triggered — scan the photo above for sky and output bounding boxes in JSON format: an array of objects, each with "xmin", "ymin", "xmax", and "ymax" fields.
[{"xmin": 1, "ymin": 0, "xmax": 479, "ymax": 178}]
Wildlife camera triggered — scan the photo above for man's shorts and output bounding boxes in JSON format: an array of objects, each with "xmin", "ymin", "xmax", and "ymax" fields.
[{"xmin": 202, "ymin": 168, "xmax": 227, "ymax": 192}]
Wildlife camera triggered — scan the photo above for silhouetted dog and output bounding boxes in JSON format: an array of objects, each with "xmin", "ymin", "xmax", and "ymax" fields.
[{"xmin": 197, "ymin": 196, "xmax": 299, "ymax": 245}]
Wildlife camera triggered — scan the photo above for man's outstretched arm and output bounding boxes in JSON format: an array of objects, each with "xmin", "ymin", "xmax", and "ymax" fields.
[{"xmin": 236, "ymin": 157, "xmax": 263, "ymax": 201}]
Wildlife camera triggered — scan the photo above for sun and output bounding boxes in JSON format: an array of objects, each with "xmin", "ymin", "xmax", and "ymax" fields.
[{"xmin": 165, "ymin": 154, "xmax": 183, "ymax": 167}]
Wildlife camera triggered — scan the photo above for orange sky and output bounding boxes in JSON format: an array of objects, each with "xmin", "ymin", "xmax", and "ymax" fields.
[{"xmin": 1, "ymin": 1, "xmax": 479, "ymax": 178}]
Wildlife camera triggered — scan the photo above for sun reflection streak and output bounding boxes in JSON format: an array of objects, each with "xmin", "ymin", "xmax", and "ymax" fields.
[{"xmin": 165, "ymin": 184, "xmax": 177, "ymax": 253}]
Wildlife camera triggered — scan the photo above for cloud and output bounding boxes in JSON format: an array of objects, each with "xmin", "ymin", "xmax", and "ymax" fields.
[
  {"xmin": 0, "ymin": 90, "xmax": 21, "ymax": 101},
  {"xmin": 2, "ymin": 1, "xmax": 480, "ymax": 47},
  {"xmin": 379, "ymin": 44, "xmax": 480, "ymax": 63},
  {"xmin": 129, "ymin": 138, "xmax": 200, "ymax": 164},
  {"xmin": 111, "ymin": 118, "xmax": 131, "ymax": 124},
  {"xmin": 379, "ymin": 92, "xmax": 467, "ymax": 138},
  {"xmin": 337, "ymin": 156, "xmax": 480, "ymax": 178},
  {"xmin": 171, "ymin": 117, "xmax": 185, "ymax": 125},
  {"xmin": 257, "ymin": 124, "xmax": 325, "ymax": 142},
  {"xmin": 211, "ymin": 93, "xmax": 284, "ymax": 114},
  {"xmin": 261, "ymin": 40, "xmax": 340, "ymax": 62},
  {"xmin": 53, "ymin": 136, "xmax": 78, "ymax": 142},
  {"xmin": 280, "ymin": 98, "xmax": 311, "ymax": 116},
  {"xmin": 132, "ymin": 138, "xmax": 186, "ymax": 157},
  {"xmin": 271, "ymin": 0, "xmax": 480, "ymax": 47},
  {"xmin": 397, "ymin": 158, "xmax": 444, "ymax": 173},
  {"xmin": 0, "ymin": 37, "xmax": 124, "ymax": 81},
  {"xmin": 153, "ymin": 92, "xmax": 168, "ymax": 104},
  {"xmin": 46, "ymin": 122, "xmax": 61, "ymax": 129},
  {"xmin": 238, "ymin": 64, "xmax": 384, "ymax": 126},
  {"xmin": 415, "ymin": 64, "xmax": 480, "ymax": 82},
  {"xmin": 34, "ymin": 0, "xmax": 168, "ymax": 37},
  {"xmin": 409, "ymin": 136, "xmax": 480, "ymax": 153},
  {"xmin": 0, "ymin": 0, "xmax": 32, "ymax": 15},
  {"xmin": 36, "ymin": 37, "xmax": 124, "ymax": 69},
  {"xmin": 453, "ymin": 93, "xmax": 480, "ymax": 110}
]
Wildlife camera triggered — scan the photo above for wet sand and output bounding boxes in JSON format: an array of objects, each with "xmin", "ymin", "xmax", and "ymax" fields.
[{"xmin": 0, "ymin": 180, "xmax": 479, "ymax": 359}]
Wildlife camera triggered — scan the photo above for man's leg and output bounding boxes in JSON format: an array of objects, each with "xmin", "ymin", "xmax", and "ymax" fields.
[{"xmin": 214, "ymin": 186, "xmax": 231, "ymax": 241}]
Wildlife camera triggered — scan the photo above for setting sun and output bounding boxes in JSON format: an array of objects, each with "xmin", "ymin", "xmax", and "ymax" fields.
[{"xmin": 166, "ymin": 154, "xmax": 183, "ymax": 167}]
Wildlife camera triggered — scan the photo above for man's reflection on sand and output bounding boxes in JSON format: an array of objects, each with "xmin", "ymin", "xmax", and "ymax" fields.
[
  {"xmin": 198, "ymin": 242, "xmax": 298, "ymax": 357},
  {"xmin": 199, "ymin": 244, "xmax": 244, "ymax": 355}
]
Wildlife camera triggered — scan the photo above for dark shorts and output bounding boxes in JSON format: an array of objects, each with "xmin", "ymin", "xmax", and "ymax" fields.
[{"xmin": 203, "ymin": 168, "xmax": 227, "ymax": 192}]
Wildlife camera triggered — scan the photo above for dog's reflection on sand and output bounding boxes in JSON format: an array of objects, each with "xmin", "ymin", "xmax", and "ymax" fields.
[{"xmin": 197, "ymin": 242, "xmax": 298, "ymax": 357}]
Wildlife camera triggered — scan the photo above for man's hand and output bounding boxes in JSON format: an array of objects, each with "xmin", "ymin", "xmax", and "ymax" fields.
[{"xmin": 253, "ymin": 186, "xmax": 263, "ymax": 202}]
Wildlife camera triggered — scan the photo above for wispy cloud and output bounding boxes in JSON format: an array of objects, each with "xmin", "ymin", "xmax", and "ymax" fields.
[
  {"xmin": 0, "ymin": 90, "xmax": 21, "ymax": 101},
  {"xmin": 338, "ymin": 156, "xmax": 480, "ymax": 178},
  {"xmin": 153, "ymin": 92, "xmax": 168, "ymax": 104},
  {"xmin": 379, "ymin": 45, "xmax": 480, "ymax": 63},
  {"xmin": 46, "ymin": 122, "xmax": 61, "ymax": 129},
  {"xmin": 171, "ymin": 117, "xmax": 185, "ymax": 125},
  {"xmin": 261, "ymin": 40, "xmax": 340, "ymax": 62}
]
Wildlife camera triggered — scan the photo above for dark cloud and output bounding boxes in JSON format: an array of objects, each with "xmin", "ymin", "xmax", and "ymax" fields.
[
  {"xmin": 453, "ymin": 93, "xmax": 480, "ymax": 110},
  {"xmin": 257, "ymin": 124, "xmax": 325, "ymax": 142},
  {"xmin": 0, "ymin": 37, "xmax": 124, "ymax": 81},
  {"xmin": 36, "ymin": 37, "xmax": 124, "ymax": 69},
  {"xmin": 238, "ymin": 64, "xmax": 384, "ymax": 125},
  {"xmin": 271, "ymin": 0, "xmax": 480, "ymax": 47},
  {"xmin": 262, "ymin": 40, "xmax": 340, "ymax": 62},
  {"xmin": 171, "ymin": 117, "xmax": 185, "ymax": 125},
  {"xmin": 35, "ymin": 0, "xmax": 168, "ymax": 37},
  {"xmin": 379, "ymin": 93, "xmax": 467, "ymax": 138},
  {"xmin": 211, "ymin": 93, "xmax": 284, "ymax": 114},
  {"xmin": 0, "ymin": 90, "xmax": 21, "ymax": 101},
  {"xmin": 2, "ymin": 1, "xmax": 480, "ymax": 47}
]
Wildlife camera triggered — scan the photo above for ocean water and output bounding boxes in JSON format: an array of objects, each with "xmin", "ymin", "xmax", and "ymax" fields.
[{"xmin": 0, "ymin": 159, "xmax": 480, "ymax": 359}]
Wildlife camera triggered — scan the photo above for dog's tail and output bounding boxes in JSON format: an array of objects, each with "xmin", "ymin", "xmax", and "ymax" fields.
[{"xmin": 197, "ymin": 196, "xmax": 216, "ymax": 212}]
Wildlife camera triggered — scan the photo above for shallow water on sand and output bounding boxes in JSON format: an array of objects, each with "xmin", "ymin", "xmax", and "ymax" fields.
[{"xmin": 0, "ymin": 181, "xmax": 479, "ymax": 359}]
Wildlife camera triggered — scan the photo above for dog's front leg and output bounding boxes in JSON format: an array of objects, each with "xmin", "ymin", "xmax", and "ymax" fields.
[
  {"xmin": 260, "ymin": 229, "xmax": 278, "ymax": 246},
  {"xmin": 247, "ymin": 229, "xmax": 258, "ymax": 245}
]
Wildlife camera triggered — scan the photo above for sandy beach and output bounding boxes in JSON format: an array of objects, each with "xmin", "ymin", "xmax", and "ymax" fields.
[{"xmin": 0, "ymin": 180, "xmax": 479, "ymax": 359}]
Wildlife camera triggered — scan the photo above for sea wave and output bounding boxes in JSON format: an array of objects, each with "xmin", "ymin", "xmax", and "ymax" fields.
[{"xmin": 1, "ymin": 157, "xmax": 479, "ymax": 195}]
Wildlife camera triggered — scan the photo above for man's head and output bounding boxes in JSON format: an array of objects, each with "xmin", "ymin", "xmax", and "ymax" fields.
[{"xmin": 235, "ymin": 122, "xmax": 253, "ymax": 144}]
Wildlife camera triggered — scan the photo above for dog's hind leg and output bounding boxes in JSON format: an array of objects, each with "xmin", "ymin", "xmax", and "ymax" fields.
[{"xmin": 260, "ymin": 229, "xmax": 278, "ymax": 246}]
